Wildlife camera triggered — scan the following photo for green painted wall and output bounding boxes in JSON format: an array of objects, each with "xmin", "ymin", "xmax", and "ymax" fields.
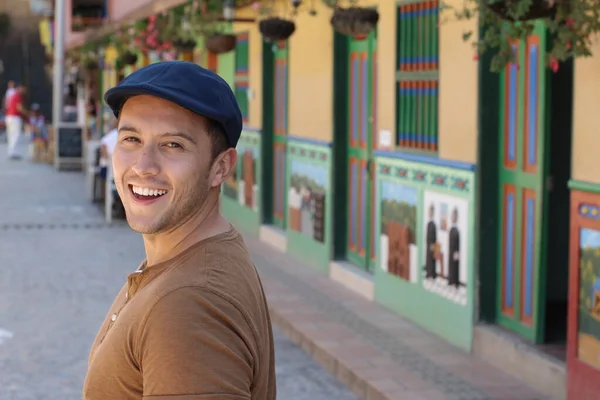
[
  {"xmin": 218, "ymin": 50, "xmax": 235, "ymax": 89},
  {"xmin": 222, "ymin": 129, "xmax": 261, "ymax": 236},
  {"xmin": 374, "ymin": 155, "xmax": 476, "ymax": 351},
  {"xmin": 285, "ymin": 139, "xmax": 332, "ymax": 272}
]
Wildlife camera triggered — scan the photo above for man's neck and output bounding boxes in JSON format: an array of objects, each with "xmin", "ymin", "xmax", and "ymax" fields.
[{"xmin": 141, "ymin": 195, "xmax": 231, "ymax": 267}]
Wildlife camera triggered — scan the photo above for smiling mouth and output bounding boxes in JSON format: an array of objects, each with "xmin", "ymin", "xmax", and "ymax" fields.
[{"xmin": 129, "ymin": 184, "xmax": 168, "ymax": 201}]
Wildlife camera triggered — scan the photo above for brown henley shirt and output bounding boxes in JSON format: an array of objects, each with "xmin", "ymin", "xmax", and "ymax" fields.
[{"xmin": 83, "ymin": 227, "xmax": 276, "ymax": 399}]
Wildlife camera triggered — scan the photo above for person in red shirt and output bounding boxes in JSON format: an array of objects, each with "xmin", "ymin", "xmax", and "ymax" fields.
[{"xmin": 6, "ymin": 85, "xmax": 27, "ymax": 159}]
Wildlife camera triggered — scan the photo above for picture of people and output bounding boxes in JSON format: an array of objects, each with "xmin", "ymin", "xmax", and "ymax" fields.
[
  {"xmin": 422, "ymin": 191, "xmax": 469, "ymax": 306},
  {"xmin": 380, "ymin": 182, "xmax": 418, "ymax": 283},
  {"xmin": 287, "ymin": 160, "xmax": 327, "ymax": 243},
  {"xmin": 577, "ymin": 228, "xmax": 600, "ymax": 370}
]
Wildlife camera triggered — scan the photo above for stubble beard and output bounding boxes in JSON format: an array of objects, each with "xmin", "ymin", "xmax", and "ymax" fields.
[{"xmin": 124, "ymin": 172, "xmax": 212, "ymax": 235}]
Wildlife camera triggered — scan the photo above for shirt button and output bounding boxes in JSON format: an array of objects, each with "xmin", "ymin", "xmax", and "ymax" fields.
[{"xmin": 111, "ymin": 313, "xmax": 118, "ymax": 322}]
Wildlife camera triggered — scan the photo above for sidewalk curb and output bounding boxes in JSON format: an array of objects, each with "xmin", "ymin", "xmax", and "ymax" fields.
[{"xmin": 269, "ymin": 306, "xmax": 388, "ymax": 400}]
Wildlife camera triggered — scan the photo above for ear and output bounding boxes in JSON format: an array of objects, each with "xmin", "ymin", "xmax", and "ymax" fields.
[{"xmin": 209, "ymin": 148, "xmax": 237, "ymax": 188}]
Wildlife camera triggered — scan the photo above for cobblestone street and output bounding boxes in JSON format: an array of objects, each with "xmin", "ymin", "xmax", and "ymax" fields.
[{"xmin": 0, "ymin": 142, "xmax": 358, "ymax": 400}]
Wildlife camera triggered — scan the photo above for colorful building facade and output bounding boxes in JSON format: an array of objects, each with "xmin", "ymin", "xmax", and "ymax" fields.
[{"xmin": 64, "ymin": 0, "xmax": 600, "ymax": 397}]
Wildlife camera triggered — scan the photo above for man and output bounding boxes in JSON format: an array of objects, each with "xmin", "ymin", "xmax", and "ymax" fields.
[
  {"xmin": 3, "ymin": 80, "xmax": 15, "ymax": 110},
  {"xmin": 26, "ymin": 103, "xmax": 47, "ymax": 162},
  {"xmin": 5, "ymin": 85, "xmax": 26, "ymax": 159},
  {"xmin": 83, "ymin": 61, "xmax": 276, "ymax": 400},
  {"xmin": 447, "ymin": 207, "xmax": 461, "ymax": 288},
  {"xmin": 425, "ymin": 203, "xmax": 437, "ymax": 279}
]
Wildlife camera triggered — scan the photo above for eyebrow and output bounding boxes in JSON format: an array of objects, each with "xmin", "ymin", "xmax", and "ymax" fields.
[{"xmin": 118, "ymin": 125, "xmax": 197, "ymax": 145}]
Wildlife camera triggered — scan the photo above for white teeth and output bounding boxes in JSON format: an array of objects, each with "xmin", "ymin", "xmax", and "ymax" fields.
[{"xmin": 132, "ymin": 186, "xmax": 167, "ymax": 197}]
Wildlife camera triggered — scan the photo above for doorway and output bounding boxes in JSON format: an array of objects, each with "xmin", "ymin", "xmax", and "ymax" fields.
[
  {"xmin": 344, "ymin": 31, "xmax": 377, "ymax": 272},
  {"xmin": 261, "ymin": 40, "xmax": 289, "ymax": 229},
  {"xmin": 481, "ymin": 21, "xmax": 573, "ymax": 355}
]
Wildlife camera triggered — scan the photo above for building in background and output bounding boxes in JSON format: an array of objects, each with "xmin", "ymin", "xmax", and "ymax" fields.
[{"xmin": 60, "ymin": 0, "xmax": 600, "ymax": 398}]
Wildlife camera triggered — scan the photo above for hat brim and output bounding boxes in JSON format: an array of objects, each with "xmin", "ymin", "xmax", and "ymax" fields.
[{"xmin": 105, "ymin": 84, "xmax": 194, "ymax": 118}]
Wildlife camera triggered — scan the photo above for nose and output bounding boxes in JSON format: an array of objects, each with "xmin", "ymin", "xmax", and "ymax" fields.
[{"xmin": 131, "ymin": 146, "xmax": 160, "ymax": 177}]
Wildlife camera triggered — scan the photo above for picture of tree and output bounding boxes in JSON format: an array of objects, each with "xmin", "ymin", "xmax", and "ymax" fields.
[{"xmin": 379, "ymin": 181, "xmax": 418, "ymax": 282}]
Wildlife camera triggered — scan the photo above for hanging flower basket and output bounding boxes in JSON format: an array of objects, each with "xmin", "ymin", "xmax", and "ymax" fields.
[
  {"xmin": 330, "ymin": 7, "xmax": 379, "ymax": 36},
  {"xmin": 173, "ymin": 38, "xmax": 197, "ymax": 52},
  {"xmin": 121, "ymin": 52, "xmax": 138, "ymax": 66},
  {"xmin": 205, "ymin": 34, "xmax": 237, "ymax": 54},
  {"xmin": 486, "ymin": 0, "xmax": 564, "ymax": 21},
  {"xmin": 259, "ymin": 17, "xmax": 296, "ymax": 42}
]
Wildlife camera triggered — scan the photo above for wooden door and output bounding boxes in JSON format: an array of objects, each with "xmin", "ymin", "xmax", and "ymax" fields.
[
  {"xmin": 496, "ymin": 22, "xmax": 549, "ymax": 342},
  {"xmin": 273, "ymin": 41, "xmax": 288, "ymax": 229},
  {"xmin": 346, "ymin": 31, "xmax": 377, "ymax": 271}
]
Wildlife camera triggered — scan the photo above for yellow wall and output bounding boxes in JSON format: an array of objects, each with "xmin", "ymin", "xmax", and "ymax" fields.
[
  {"xmin": 374, "ymin": 0, "xmax": 396, "ymax": 142},
  {"xmin": 234, "ymin": 8, "xmax": 264, "ymax": 130},
  {"xmin": 572, "ymin": 40, "xmax": 600, "ymax": 184},
  {"xmin": 438, "ymin": 1, "xmax": 478, "ymax": 163},
  {"xmin": 287, "ymin": 3, "xmax": 334, "ymax": 141},
  {"xmin": 231, "ymin": 0, "xmax": 478, "ymax": 154}
]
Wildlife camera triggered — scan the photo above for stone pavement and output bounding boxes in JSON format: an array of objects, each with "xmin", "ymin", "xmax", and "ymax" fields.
[
  {"xmin": 0, "ymin": 143, "xmax": 358, "ymax": 400},
  {"xmin": 247, "ymin": 238, "xmax": 550, "ymax": 400}
]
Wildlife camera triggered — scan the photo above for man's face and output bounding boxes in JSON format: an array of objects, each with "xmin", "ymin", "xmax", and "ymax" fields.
[{"xmin": 113, "ymin": 95, "xmax": 234, "ymax": 234}]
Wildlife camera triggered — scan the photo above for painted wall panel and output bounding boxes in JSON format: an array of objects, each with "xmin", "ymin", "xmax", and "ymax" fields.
[
  {"xmin": 286, "ymin": 138, "xmax": 332, "ymax": 271},
  {"xmin": 568, "ymin": 187, "xmax": 600, "ymax": 399},
  {"xmin": 572, "ymin": 44, "xmax": 600, "ymax": 184},
  {"xmin": 222, "ymin": 129, "xmax": 262, "ymax": 236},
  {"xmin": 375, "ymin": 154, "xmax": 476, "ymax": 350}
]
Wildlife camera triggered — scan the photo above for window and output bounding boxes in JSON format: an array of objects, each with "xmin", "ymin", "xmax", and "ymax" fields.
[
  {"xmin": 396, "ymin": 1, "xmax": 439, "ymax": 152},
  {"xmin": 234, "ymin": 32, "xmax": 249, "ymax": 123}
]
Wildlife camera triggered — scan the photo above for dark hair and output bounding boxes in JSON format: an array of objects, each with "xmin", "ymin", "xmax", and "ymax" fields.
[{"xmin": 206, "ymin": 119, "xmax": 231, "ymax": 162}]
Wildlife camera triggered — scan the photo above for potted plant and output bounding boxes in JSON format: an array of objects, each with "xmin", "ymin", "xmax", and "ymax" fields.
[
  {"xmin": 205, "ymin": 31, "xmax": 237, "ymax": 54},
  {"xmin": 330, "ymin": 6, "xmax": 379, "ymax": 36},
  {"xmin": 320, "ymin": 0, "xmax": 378, "ymax": 36},
  {"xmin": 259, "ymin": 17, "xmax": 296, "ymax": 41},
  {"xmin": 451, "ymin": 0, "xmax": 600, "ymax": 72},
  {"xmin": 163, "ymin": 4, "xmax": 199, "ymax": 52}
]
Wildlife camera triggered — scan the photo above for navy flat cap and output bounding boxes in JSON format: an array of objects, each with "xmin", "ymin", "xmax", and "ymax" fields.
[{"xmin": 104, "ymin": 61, "xmax": 242, "ymax": 148}]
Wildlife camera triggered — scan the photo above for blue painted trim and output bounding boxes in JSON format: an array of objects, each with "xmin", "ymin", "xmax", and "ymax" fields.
[
  {"xmin": 505, "ymin": 192, "xmax": 515, "ymax": 309},
  {"xmin": 374, "ymin": 150, "xmax": 476, "ymax": 171},
  {"xmin": 242, "ymin": 126, "xmax": 262, "ymax": 134},
  {"xmin": 527, "ymin": 45, "xmax": 538, "ymax": 167},
  {"xmin": 523, "ymin": 196, "xmax": 535, "ymax": 318},
  {"xmin": 508, "ymin": 61, "xmax": 517, "ymax": 162},
  {"xmin": 287, "ymin": 135, "xmax": 332, "ymax": 147}
]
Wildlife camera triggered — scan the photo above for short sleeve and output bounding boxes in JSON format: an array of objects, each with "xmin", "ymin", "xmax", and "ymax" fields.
[{"xmin": 138, "ymin": 286, "xmax": 256, "ymax": 399}]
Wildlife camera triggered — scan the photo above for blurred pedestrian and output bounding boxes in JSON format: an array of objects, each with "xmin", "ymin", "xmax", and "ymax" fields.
[
  {"xmin": 6, "ymin": 85, "xmax": 27, "ymax": 159},
  {"xmin": 27, "ymin": 103, "xmax": 48, "ymax": 162}
]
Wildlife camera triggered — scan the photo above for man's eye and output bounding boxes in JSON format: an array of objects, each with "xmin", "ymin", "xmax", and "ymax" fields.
[
  {"xmin": 122, "ymin": 137, "xmax": 140, "ymax": 143},
  {"xmin": 165, "ymin": 142, "xmax": 182, "ymax": 149}
]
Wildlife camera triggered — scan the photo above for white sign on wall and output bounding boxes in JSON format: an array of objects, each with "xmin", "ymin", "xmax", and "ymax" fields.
[{"xmin": 379, "ymin": 129, "xmax": 393, "ymax": 148}]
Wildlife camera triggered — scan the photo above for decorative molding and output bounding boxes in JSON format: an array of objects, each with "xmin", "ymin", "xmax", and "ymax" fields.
[
  {"xmin": 568, "ymin": 179, "xmax": 600, "ymax": 195},
  {"xmin": 374, "ymin": 150, "xmax": 476, "ymax": 172}
]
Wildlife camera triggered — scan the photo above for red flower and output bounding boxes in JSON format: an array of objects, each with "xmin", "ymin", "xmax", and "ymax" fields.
[
  {"xmin": 549, "ymin": 57, "xmax": 559, "ymax": 73},
  {"xmin": 565, "ymin": 18, "xmax": 575, "ymax": 27},
  {"xmin": 473, "ymin": 53, "xmax": 479, "ymax": 61}
]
